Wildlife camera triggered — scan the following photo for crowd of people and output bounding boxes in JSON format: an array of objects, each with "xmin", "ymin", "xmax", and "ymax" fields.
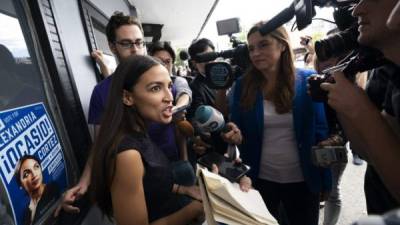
[{"xmin": 49, "ymin": 0, "xmax": 400, "ymax": 224}]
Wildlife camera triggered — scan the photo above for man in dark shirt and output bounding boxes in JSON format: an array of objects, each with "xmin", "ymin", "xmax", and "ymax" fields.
[
  {"xmin": 363, "ymin": 65, "xmax": 400, "ymax": 214},
  {"xmin": 187, "ymin": 38, "xmax": 217, "ymax": 120},
  {"xmin": 320, "ymin": 0, "xmax": 400, "ymax": 203},
  {"xmin": 186, "ymin": 38, "xmax": 229, "ymax": 155}
]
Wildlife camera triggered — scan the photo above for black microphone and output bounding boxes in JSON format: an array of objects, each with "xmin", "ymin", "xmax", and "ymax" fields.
[
  {"xmin": 179, "ymin": 50, "xmax": 190, "ymax": 61},
  {"xmin": 193, "ymin": 52, "xmax": 220, "ymax": 63},
  {"xmin": 259, "ymin": 4, "xmax": 295, "ymax": 36},
  {"xmin": 193, "ymin": 49, "xmax": 236, "ymax": 63}
]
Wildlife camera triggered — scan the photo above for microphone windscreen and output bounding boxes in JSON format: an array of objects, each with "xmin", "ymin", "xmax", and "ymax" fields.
[
  {"xmin": 179, "ymin": 50, "xmax": 190, "ymax": 61},
  {"xmin": 177, "ymin": 120, "xmax": 194, "ymax": 137}
]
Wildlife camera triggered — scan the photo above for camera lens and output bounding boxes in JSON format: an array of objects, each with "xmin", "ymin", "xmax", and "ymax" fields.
[{"xmin": 315, "ymin": 25, "xmax": 359, "ymax": 61}]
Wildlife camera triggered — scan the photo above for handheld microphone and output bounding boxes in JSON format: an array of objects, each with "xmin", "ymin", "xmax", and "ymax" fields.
[
  {"xmin": 173, "ymin": 104, "xmax": 194, "ymax": 137},
  {"xmin": 193, "ymin": 45, "xmax": 248, "ymax": 63},
  {"xmin": 176, "ymin": 120, "xmax": 195, "ymax": 137},
  {"xmin": 194, "ymin": 105, "xmax": 228, "ymax": 134},
  {"xmin": 259, "ymin": 0, "xmax": 314, "ymax": 36},
  {"xmin": 194, "ymin": 105, "xmax": 238, "ymax": 160},
  {"xmin": 179, "ymin": 50, "xmax": 190, "ymax": 61},
  {"xmin": 193, "ymin": 51, "xmax": 223, "ymax": 63}
]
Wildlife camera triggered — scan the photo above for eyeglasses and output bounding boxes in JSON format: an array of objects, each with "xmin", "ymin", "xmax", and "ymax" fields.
[{"xmin": 115, "ymin": 40, "xmax": 145, "ymax": 49}]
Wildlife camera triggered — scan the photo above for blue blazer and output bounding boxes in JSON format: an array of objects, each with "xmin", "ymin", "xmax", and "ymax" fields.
[{"xmin": 230, "ymin": 69, "xmax": 332, "ymax": 193}]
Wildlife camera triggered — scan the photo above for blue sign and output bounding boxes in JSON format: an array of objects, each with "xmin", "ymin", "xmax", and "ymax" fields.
[{"xmin": 0, "ymin": 103, "xmax": 67, "ymax": 225}]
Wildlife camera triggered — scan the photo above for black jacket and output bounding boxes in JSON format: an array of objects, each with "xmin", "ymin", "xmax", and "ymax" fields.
[
  {"xmin": 187, "ymin": 72, "xmax": 216, "ymax": 120},
  {"xmin": 188, "ymin": 72, "xmax": 227, "ymax": 154}
]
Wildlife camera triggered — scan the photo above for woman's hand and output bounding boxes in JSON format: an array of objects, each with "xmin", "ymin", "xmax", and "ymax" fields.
[
  {"xmin": 238, "ymin": 175, "xmax": 252, "ymax": 192},
  {"xmin": 212, "ymin": 163, "xmax": 252, "ymax": 192},
  {"xmin": 54, "ymin": 181, "xmax": 88, "ymax": 216},
  {"xmin": 221, "ymin": 122, "xmax": 242, "ymax": 145}
]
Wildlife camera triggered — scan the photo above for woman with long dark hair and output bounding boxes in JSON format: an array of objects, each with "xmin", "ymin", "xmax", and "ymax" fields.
[
  {"xmin": 229, "ymin": 22, "xmax": 331, "ymax": 225},
  {"xmin": 90, "ymin": 55, "xmax": 203, "ymax": 225}
]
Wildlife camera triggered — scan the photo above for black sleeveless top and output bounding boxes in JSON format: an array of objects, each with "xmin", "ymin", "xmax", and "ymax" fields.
[{"xmin": 117, "ymin": 132, "xmax": 190, "ymax": 222}]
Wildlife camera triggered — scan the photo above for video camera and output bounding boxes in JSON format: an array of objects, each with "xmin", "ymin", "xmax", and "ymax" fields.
[
  {"xmin": 193, "ymin": 18, "xmax": 250, "ymax": 89},
  {"xmin": 309, "ymin": 47, "xmax": 388, "ymax": 101},
  {"xmin": 259, "ymin": 0, "xmax": 390, "ymax": 101}
]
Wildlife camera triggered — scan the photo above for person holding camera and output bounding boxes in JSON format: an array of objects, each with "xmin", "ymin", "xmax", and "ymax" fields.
[
  {"xmin": 313, "ymin": 51, "xmax": 349, "ymax": 225},
  {"xmin": 228, "ymin": 22, "xmax": 331, "ymax": 225},
  {"xmin": 320, "ymin": 0, "xmax": 400, "ymax": 203},
  {"xmin": 186, "ymin": 38, "xmax": 242, "ymax": 156}
]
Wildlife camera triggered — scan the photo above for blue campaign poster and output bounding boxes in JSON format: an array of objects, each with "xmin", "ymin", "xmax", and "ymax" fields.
[{"xmin": 0, "ymin": 103, "xmax": 67, "ymax": 225}]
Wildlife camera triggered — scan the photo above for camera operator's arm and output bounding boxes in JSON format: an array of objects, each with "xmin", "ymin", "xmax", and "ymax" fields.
[
  {"xmin": 320, "ymin": 72, "xmax": 371, "ymax": 159},
  {"xmin": 215, "ymin": 83, "xmax": 236, "ymax": 119},
  {"xmin": 321, "ymin": 71, "xmax": 400, "ymax": 201},
  {"xmin": 215, "ymin": 90, "xmax": 230, "ymax": 118}
]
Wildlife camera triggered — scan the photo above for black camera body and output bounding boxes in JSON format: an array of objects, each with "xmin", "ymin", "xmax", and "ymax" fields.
[
  {"xmin": 193, "ymin": 18, "xmax": 251, "ymax": 90},
  {"xmin": 308, "ymin": 47, "xmax": 389, "ymax": 102},
  {"xmin": 314, "ymin": 3, "xmax": 359, "ymax": 61},
  {"xmin": 308, "ymin": 74, "xmax": 334, "ymax": 102}
]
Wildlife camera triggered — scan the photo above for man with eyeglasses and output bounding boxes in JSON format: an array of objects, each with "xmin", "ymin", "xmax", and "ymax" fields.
[{"xmin": 87, "ymin": 12, "xmax": 146, "ymax": 132}]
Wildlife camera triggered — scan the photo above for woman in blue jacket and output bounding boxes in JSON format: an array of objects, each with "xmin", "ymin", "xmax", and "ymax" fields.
[{"xmin": 229, "ymin": 22, "xmax": 331, "ymax": 225}]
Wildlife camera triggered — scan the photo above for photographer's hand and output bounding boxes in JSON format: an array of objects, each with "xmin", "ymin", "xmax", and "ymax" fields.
[{"xmin": 320, "ymin": 71, "xmax": 373, "ymax": 119}]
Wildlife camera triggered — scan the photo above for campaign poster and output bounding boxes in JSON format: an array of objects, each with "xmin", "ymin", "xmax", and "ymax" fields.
[{"xmin": 0, "ymin": 103, "xmax": 68, "ymax": 225}]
